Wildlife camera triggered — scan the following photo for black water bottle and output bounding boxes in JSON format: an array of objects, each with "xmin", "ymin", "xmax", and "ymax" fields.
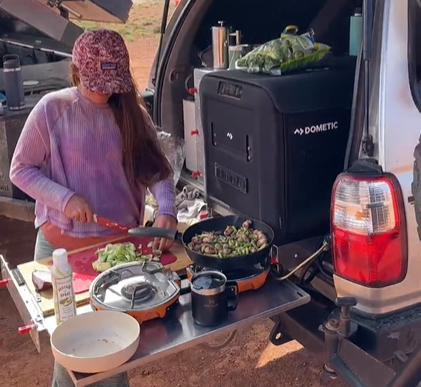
[{"xmin": 3, "ymin": 54, "xmax": 25, "ymax": 111}]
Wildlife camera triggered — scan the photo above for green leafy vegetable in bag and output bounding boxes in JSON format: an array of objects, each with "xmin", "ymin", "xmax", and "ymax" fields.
[{"xmin": 236, "ymin": 26, "xmax": 331, "ymax": 75}]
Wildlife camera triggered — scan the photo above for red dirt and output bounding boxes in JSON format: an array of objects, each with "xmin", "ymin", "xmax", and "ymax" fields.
[{"xmin": 127, "ymin": 37, "xmax": 159, "ymax": 89}]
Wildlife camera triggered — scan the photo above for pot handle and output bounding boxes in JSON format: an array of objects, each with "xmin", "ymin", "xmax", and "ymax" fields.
[
  {"xmin": 226, "ymin": 281, "xmax": 240, "ymax": 311},
  {"xmin": 128, "ymin": 227, "xmax": 179, "ymax": 240}
]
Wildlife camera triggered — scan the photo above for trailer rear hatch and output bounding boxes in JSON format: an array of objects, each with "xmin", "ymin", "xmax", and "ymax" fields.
[{"xmin": 0, "ymin": 0, "xmax": 133, "ymax": 55}]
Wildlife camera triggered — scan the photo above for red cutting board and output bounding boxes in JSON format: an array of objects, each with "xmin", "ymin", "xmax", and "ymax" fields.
[{"xmin": 48, "ymin": 237, "xmax": 177, "ymax": 294}]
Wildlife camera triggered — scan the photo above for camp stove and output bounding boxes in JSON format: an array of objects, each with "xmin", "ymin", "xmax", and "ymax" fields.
[
  {"xmin": 186, "ymin": 257, "xmax": 271, "ymax": 293},
  {"xmin": 90, "ymin": 261, "xmax": 181, "ymax": 324}
]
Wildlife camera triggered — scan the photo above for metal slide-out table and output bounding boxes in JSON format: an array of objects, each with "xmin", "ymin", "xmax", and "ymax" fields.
[{"xmin": 1, "ymin": 254, "xmax": 310, "ymax": 387}]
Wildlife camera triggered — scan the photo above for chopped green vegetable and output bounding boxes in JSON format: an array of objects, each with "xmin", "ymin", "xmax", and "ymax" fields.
[
  {"xmin": 153, "ymin": 249, "xmax": 162, "ymax": 257},
  {"xmin": 92, "ymin": 242, "xmax": 160, "ymax": 272},
  {"xmin": 92, "ymin": 262, "xmax": 112, "ymax": 272},
  {"xmin": 141, "ymin": 254, "xmax": 153, "ymax": 262}
]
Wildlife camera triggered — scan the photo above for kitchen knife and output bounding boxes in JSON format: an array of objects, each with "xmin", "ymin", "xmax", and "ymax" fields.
[{"xmin": 93, "ymin": 214, "xmax": 129, "ymax": 232}]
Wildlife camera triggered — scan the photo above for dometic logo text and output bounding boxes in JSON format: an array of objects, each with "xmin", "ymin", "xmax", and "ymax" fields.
[{"xmin": 294, "ymin": 121, "xmax": 339, "ymax": 136}]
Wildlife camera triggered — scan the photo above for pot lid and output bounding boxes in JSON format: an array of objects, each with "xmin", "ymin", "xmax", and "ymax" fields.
[
  {"xmin": 90, "ymin": 262, "xmax": 180, "ymax": 312},
  {"xmin": 0, "ymin": 0, "xmax": 133, "ymax": 54}
]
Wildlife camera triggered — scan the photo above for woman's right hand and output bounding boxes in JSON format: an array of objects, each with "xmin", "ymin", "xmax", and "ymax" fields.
[{"xmin": 64, "ymin": 195, "xmax": 94, "ymax": 223}]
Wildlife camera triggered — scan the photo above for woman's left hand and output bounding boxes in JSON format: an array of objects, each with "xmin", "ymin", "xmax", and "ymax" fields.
[{"xmin": 153, "ymin": 214, "xmax": 178, "ymax": 251}]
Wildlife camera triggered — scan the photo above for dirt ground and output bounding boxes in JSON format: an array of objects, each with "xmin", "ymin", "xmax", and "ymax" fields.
[
  {"xmin": 0, "ymin": 2, "xmax": 346, "ymax": 386},
  {"xmin": 127, "ymin": 36, "xmax": 158, "ymax": 89}
]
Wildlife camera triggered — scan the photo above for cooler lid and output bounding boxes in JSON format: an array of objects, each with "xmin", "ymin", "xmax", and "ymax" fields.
[
  {"xmin": 0, "ymin": 0, "xmax": 133, "ymax": 55},
  {"xmin": 201, "ymin": 57, "xmax": 357, "ymax": 113}
]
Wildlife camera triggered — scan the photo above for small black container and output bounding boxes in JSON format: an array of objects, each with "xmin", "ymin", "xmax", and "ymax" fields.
[
  {"xmin": 3, "ymin": 54, "xmax": 25, "ymax": 111},
  {"xmin": 191, "ymin": 271, "xmax": 239, "ymax": 327}
]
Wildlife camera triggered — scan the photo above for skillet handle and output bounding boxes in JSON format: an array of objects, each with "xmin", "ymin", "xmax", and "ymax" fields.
[{"xmin": 128, "ymin": 227, "xmax": 179, "ymax": 240}]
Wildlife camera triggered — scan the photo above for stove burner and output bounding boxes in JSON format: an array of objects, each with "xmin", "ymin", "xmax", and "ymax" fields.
[
  {"xmin": 121, "ymin": 281, "xmax": 156, "ymax": 308},
  {"xmin": 186, "ymin": 256, "xmax": 270, "ymax": 294},
  {"xmin": 101, "ymin": 268, "xmax": 135, "ymax": 288},
  {"xmin": 188, "ymin": 257, "xmax": 271, "ymax": 285}
]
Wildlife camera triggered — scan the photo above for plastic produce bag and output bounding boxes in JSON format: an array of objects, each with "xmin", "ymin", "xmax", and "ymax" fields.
[
  {"xmin": 156, "ymin": 129, "xmax": 185, "ymax": 185},
  {"xmin": 236, "ymin": 26, "xmax": 331, "ymax": 75},
  {"xmin": 146, "ymin": 128, "xmax": 184, "ymax": 217}
]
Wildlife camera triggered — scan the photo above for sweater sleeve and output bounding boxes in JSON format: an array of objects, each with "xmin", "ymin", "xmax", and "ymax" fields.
[
  {"xmin": 10, "ymin": 99, "xmax": 75, "ymax": 212},
  {"xmin": 142, "ymin": 106, "xmax": 177, "ymax": 219},
  {"xmin": 149, "ymin": 179, "xmax": 177, "ymax": 218}
]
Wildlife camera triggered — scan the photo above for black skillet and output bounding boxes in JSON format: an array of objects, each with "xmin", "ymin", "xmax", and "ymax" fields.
[{"xmin": 128, "ymin": 215, "xmax": 274, "ymax": 271}]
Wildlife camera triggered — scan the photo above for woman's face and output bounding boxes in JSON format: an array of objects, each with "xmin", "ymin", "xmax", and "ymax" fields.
[
  {"xmin": 79, "ymin": 84, "xmax": 111, "ymax": 104},
  {"xmin": 92, "ymin": 91, "xmax": 112, "ymax": 99}
]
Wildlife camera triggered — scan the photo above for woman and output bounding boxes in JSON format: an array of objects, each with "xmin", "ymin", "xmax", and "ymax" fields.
[{"xmin": 10, "ymin": 29, "xmax": 177, "ymax": 387}]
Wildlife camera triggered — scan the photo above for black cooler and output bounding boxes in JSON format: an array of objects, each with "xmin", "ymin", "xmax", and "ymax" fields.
[{"xmin": 200, "ymin": 62, "xmax": 356, "ymax": 245}]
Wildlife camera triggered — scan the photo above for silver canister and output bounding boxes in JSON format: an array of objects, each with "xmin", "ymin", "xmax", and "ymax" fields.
[
  {"xmin": 211, "ymin": 21, "xmax": 229, "ymax": 69},
  {"xmin": 3, "ymin": 54, "xmax": 25, "ymax": 111}
]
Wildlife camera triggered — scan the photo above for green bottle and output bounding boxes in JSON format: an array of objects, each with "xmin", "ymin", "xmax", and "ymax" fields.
[{"xmin": 349, "ymin": 9, "xmax": 362, "ymax": 56}]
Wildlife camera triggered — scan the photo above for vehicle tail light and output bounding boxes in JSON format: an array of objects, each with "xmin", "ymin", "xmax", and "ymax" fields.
[{"xmin": 331, "ymin": 173, "xmax": 407, "ymax": 288}]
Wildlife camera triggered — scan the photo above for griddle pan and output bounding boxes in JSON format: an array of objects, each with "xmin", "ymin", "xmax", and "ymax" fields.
[{"xmin": 128, "ymin": 215, "xmax": 274, "ymax": 271}]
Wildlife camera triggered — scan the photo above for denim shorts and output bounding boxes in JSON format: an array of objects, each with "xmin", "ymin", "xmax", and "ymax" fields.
[{"xmin": 34, "ymin": 230, "xmax": 130, "ymax": 387}]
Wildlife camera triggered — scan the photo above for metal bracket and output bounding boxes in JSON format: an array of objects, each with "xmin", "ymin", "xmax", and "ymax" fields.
[
  {"xmin": 47, "ymin": 0, "xmax": 63, "ymax": 7},
  {"xmin": 362, "ymin": 134, "xmax": 374, "ymax": 157},
  {"xmin": 269, "ymin": 319, "xmax": 293, "ymax": 346},
  {"xmin": 319, "ymin": 296, "xmax": 401, "ymax": 387},
  {"xmin": 270, "ymin": 245, "xmax": 284, "ymax": 276},
  {"xmin": 0, "ymin": 255, "xmax": 47, "ymax": 352}
]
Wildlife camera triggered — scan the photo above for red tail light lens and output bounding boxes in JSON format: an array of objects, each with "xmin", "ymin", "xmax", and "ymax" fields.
[{"xmin": 331, "ymin": 174, "xmax": 407, "ymax": 288}]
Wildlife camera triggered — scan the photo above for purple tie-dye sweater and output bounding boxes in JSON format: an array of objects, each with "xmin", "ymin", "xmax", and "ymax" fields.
[{"xmin": 10, "ymin": 87, "xmax": 176, "ymax": 237}]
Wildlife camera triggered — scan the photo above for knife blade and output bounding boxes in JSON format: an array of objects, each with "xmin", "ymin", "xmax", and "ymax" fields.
[{"xmin": 93, "ymin": 214, "xmax": 129, "ymax": 232}]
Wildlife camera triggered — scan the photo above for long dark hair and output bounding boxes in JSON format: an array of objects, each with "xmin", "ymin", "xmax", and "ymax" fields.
[{"xmin": 71, "ymin": 63, "xmax": 172, "ymax": 187}]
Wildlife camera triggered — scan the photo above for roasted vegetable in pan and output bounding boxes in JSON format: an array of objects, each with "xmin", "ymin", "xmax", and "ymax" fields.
[
  {"xmin": 187, "ymin": 220, "xmax": 268, "ymax": 258},
  {"xmin": 92, "ymin": 242, "xmax": 162, "ymax": 272}
]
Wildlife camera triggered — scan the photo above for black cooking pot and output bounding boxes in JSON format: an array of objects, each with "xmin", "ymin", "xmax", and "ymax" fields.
[{"xmin": 128, "ymin": 215, "xmax": 274, "ymax": 271}]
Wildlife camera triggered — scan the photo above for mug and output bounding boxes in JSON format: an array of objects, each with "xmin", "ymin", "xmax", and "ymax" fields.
[{"xmin": 190, "ymin": 271, "xmax": 239, "ymax": 327}]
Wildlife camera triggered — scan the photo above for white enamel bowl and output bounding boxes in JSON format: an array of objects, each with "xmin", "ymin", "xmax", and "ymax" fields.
[{"xmin": 51, "ymin": 311, "xmax": 140, "ymax": 374}]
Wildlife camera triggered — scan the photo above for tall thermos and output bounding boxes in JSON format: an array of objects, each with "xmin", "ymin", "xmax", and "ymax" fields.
[
  {"xmin": 349, "ymin": 8, "xmax": 362, "ymax": 56},
  {"xmin": 211, "ymin": 21, "xmax": 229, "ymax": 69},
  {"xmin": 3, "ymin": 54, "xmax": 25, "ymax": 111}
]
